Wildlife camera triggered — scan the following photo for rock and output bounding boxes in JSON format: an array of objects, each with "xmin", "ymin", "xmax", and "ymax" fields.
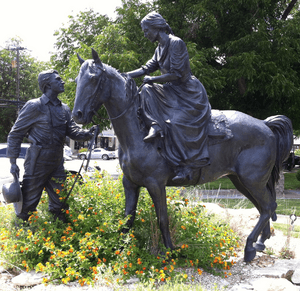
[
  {"xmin": 292, "ymin": 262, "xmax": 300, "ymax": 285},
  {"xmin": 250, "ymin": 277, "xmax": 298, "ymax": 291},
  {"xmin": 251, "ymin": 259, "xmax": 299, "ymax": 278},
  {"xmin": 11, "ymin": 270, "xmax": 47, "ymax": 287},
  {"xmin": 125, "ymin": 277, "xmax": 140, "ymax": 284}
]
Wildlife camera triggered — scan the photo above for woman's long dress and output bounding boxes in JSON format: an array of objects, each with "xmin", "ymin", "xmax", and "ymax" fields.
[{"xmin": 140, "ymin": 34, "xmax": 211, "ymax": 169}]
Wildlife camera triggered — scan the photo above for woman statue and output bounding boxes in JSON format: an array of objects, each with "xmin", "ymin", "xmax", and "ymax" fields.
[{"xmin": 127, "ymin": 12, "xmax": 211, "ymax": 183}]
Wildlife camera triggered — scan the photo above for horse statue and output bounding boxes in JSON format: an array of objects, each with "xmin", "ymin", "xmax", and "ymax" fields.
[{"xmin": 72, "ymin": 49, "xmax": 293, "ymax": 262}]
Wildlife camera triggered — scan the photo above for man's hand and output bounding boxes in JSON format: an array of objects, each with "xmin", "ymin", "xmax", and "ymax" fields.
[
  {"xmin": 89, "ymin": 125, "xmax": 97, "ymax": 134},
  {"xmin": 10, "ymin": 158, "xmax": 20, "ymax": 177},
  {"xmin": 88, "ymin": 125, "xmax": 99, "ymax": 139}
]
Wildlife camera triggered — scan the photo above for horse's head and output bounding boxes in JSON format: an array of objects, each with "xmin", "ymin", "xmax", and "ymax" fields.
[{"xmin": 72, "ymin": 49, "xmax": 108, "ymax": 124}]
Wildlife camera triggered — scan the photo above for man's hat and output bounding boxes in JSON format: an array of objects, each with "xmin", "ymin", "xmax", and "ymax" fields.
[{"xmin": 2, "ymin": 172, "xmax": 23, "ymax": 215}]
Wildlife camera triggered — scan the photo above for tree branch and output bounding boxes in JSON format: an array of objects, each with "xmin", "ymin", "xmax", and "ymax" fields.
[{"xmin": 281, "ymin": 0, "xmax": 298, "ymax": 20}]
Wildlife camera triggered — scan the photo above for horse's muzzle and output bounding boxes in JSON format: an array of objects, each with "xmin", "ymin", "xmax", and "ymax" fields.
[{"xmin": 72, "ymin": 109, "xmax": 84, "ymax": 124}]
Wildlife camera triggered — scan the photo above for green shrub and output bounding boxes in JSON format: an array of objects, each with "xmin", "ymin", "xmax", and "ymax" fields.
[
  {"xmin": 0, "ymin": 172, "xmax": 239, "ymax": 287},
  {"xmin": 78, "ymin": 148, "xmax": 88, "ymax": 153}
]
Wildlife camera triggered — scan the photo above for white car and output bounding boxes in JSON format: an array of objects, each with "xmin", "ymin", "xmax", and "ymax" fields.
[
  {"xmin": 78, "ymin": 148, "xmax": 115, "ymax": 160},
  {"xmin": 0, "ymin": 143, "xmax": 30, "ymax": 158}
]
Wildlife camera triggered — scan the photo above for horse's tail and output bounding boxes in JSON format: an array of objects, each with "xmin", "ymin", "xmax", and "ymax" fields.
[{"xmin": 264, "ymin": 115, "xmax": 293, "ymax": 200}]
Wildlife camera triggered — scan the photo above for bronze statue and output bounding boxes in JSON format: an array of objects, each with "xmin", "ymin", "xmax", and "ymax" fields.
[
  {"xmin": 127, "ymin": 12, "xmax": 211, "ymax": 183},
  {"xmin": 72, "ymin": 13, "xmax": 293, "ymax": 263},
  {"xmin": 7, "ymin": 69, "xmax": 94, "ymax": 223}
]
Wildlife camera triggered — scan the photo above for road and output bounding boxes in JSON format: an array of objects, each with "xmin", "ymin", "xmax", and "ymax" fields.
[{"xmin": 65, "ymin": 158, "xmax": 121, "ymax": 179}]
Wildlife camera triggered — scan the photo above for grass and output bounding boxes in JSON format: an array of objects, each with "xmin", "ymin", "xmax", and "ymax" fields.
[
  {"xmin": 191, "ymin": 170, "xmax": 300, "ymax": 216},
  {"xmin": 272, "ymin": 223, "xmax": 300, "ymax": 238},
  {"xmin": 200, "ymin": 171, "xmax": 300, "ymax": 191},
  {"xmin": 283, "ymin": 172, "xmax": 300, "ymax": 190},
  {"xmin": 196, "ymin": 198, "xmax": 300, "ymax": 216}
]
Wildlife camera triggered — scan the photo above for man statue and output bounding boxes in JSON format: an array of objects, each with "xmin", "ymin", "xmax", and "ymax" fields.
[{"xmin": 7, "ymin": 69, "xmax": 94, "ymax": 223}]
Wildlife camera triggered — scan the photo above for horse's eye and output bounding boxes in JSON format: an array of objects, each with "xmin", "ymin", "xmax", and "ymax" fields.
[{"xmin": 90, "ymin": 74, "xmax": 97, "ymax": 82}]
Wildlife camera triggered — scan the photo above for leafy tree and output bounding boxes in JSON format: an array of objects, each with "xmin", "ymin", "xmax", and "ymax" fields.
[
  {"xmin": 51, "ymin": 10, "xmax": 110, "ymax": 74},
  {"xmin": 0, "ymin": 38, "xmax": 47, "ymax": 142},
  {"xmin": 155, "ymin": 0, "xmax": 300, "ymax": 129},
  {"xmin": 51, "ymin": 0, "xmax": 300, "ymax": 131},
  {"xmin": 115, "ymin": 0, "xmax": 157, "ymax": 63},
  {"xmin": 57, "ymin": 24, "xmax": 141, "ymax": 131}
]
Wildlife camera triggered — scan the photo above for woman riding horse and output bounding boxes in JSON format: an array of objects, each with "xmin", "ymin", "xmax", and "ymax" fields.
[{"xmin": 127, "ymin": 12, "xmax": 211, "ymax": 183}]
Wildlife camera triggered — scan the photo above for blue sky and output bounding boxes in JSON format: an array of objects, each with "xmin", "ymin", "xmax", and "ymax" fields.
[{"xmin": 0, "ymin": 0, "xmax": 123, "ymax": 62}]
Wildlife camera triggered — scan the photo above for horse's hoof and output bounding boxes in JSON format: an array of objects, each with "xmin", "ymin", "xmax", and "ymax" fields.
[
  {"xmin": 254, "ymin": 241, "xmax": 265, "ymax": 252},
  {"xmin": 244, "ymin": 247, "xmax": 256, "ymax": 262}
]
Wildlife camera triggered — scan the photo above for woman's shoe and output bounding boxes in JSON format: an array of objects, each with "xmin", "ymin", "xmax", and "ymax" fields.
[{"xmin": 143, "ymin": 125, "xmax": 164, "ymax": 143}]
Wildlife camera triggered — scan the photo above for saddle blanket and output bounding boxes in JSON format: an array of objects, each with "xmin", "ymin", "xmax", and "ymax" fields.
[{"xmin": 208, "ymin": 110, "xmax": 233, "ymax": 145}]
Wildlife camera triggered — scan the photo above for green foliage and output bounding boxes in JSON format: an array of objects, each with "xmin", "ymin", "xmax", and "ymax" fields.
[
  {"xmin": 115, "ymin": 0, "xmax": 157, "ymax": 63},
  {"xmin": 49, "ymin": 0, "xmax": 300, "ymax": 130},
  {"xmin": 284, "ymin": 172, "xmax": 300, "ymax": 189},
  {"xmin": 273, "ymin": 223, "xmax": 300, "ymax": 239},
  {"xmin": 57, "ymin": 23, "xmax": 141, "ymax": 131},
  {"xmin": 51, "ymin": 10, "xmax": 110, "ymax": 74},
  {"xmin": 0, "ymin": 174, "xmax": 239, "ymax": 287},
  {"xmin": 155, "ymin": 0, "xmax": 300, "ymax": 127},
  {"xmin": 0, "ymin": 38, "xmax": 48, "ymax": 142}
]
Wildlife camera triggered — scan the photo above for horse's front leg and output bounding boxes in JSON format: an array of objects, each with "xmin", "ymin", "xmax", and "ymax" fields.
[
  {"xmin": 122, "ymin": 176, "xmax": 140, "ymax": 233},
  {"xmin": 146, "ymin": 178, "xmax": 174, "ymax": 250}
]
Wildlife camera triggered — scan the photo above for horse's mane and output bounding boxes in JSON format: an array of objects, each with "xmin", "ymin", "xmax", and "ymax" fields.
[
  {"xmin": 103, "ymin": 63, "xmax": 139, "ymax": 101},
  {"xmin": 103, "ymin": 63, "xmax": 122, "ymax": 78}
]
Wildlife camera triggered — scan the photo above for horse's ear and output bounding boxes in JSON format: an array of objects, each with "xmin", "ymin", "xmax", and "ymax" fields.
[
  {"xmin": 91, "ymin": 48, "xmax": 103, "ymax": 69},
  {"xmin": 77, "ymin": 53, "xmax": 85, "ymax": 65}
]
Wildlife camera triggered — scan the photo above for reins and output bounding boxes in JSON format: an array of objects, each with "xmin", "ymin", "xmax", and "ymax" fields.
[
  {"xmin": 60, "ymin": 124, "xmax": 99, "ymax": 212},
  {"xmin": 91, "ymin": 81, "xmax": 146, "ymax": 122}
]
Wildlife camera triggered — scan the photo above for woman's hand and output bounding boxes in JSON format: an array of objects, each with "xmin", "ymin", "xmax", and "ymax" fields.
[
  {"xmin": 143, "ymin": 75, "xmax": 153, "ymax": 84},
  {"xmin": 143, "ymin": 73, "xmax": 179, "ymax": 84}
]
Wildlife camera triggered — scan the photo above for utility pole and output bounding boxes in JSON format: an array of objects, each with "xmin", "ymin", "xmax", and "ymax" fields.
[{"xmin": 9, "ymin": 46, "xmax": 26, "ymax": 115}]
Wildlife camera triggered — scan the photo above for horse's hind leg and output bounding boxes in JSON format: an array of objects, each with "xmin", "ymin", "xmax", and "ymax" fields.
[
  {"xmin": 229, "ymin": 173, "xmax": 278, "ymax": 255},
  {"xmin": 228, "ymin": 174, "xmax": 276, "ymax": 261},
  {"xmin": 254, "ymin": 220, "xmax": 271, "ymax": 251}
]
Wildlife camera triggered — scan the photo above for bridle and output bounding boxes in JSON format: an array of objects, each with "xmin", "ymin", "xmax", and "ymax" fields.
[{"xmin": 91, "ymin": 73, "xmax": 144, "ymax": 123}]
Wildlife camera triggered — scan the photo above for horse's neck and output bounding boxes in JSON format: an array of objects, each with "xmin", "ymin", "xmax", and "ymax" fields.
[{"xmin": 104, "ymin": 74, "xmax": 143, "ymax": 151}]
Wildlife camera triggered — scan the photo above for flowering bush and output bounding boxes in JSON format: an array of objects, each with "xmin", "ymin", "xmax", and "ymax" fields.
[{"xmin": 0, "ymin": 171, "xmax": 239, "ymax": 286}]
